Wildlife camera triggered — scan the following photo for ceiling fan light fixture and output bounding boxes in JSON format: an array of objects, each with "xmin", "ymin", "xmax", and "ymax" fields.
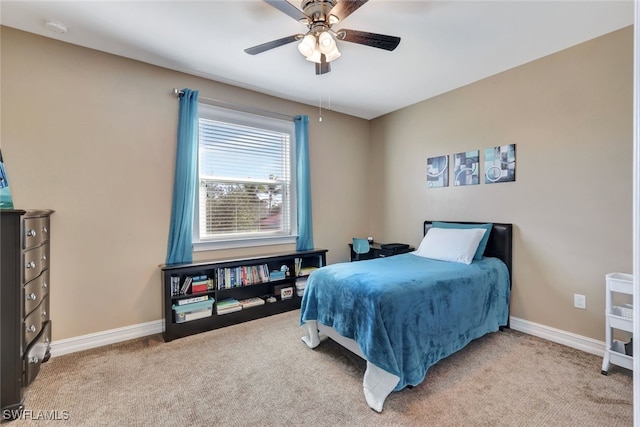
[
  {"xmin": 317, "ymin": 31, "xmax": 340, "ymax": 61},
  {"xmin": 318, "ymin": 31, "xmax": 335, "ymax": 52},
  {"xmin": 246, "ymin": 0, "xmax": 401, "ymax": 75},
  {"xmin": 323, "ymin": 46, "xmax": 341, "ymax": 62},
  {"xmin": 305, "ymin": 46, "xmax": 322, "ymax": 63},
  {"xmin": 297, "ymin": 34, "xmax": 317, "ymax": 58}
]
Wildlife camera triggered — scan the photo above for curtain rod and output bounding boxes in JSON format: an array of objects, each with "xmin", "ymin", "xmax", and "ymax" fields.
[{"xmin": 172, "ymin": 89, "xmax": 295, "ymax": 122}]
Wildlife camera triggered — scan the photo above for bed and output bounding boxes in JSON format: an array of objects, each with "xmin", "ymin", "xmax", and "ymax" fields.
[{"xmin": 300, "ymin": 221, "xmax": 512, "ymax": 412}]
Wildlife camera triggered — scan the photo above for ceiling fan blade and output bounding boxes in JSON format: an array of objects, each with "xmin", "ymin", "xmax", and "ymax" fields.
[
  {"xmin": 315, "ymin": 54, "xmax": 331, "ymax": 75},
  {"xmin": 264, "ymin": 0, "xmax": 307, "ymax": 22},
  {"xmin": 338, "ymin": 29, "xmax": 401, "ymax": 51},
  {"xmin": 329, "ymin": 0, "xmax": 369, "ymax": 22},
  {"xmin": 244, "ymin": 35, "xmax": 301, "ymax": 55}
]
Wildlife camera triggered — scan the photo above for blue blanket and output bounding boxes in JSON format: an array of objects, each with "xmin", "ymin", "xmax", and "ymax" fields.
[{"xmin": 300, "ymin": 253, "xmax": 510, "ymax": 390}]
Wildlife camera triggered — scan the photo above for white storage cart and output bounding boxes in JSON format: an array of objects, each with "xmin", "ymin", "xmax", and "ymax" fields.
[{"xmin": 601, "ymin": 272, "xmax": 634, "ymax": 375}]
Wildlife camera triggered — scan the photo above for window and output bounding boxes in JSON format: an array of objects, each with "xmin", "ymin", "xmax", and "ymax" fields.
[{"xmin": 194, "ymin": 103, "xmax": 297, "ymax": 250}]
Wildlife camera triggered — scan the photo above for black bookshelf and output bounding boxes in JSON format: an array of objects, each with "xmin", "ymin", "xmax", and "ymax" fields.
[{"xmin": 160, "ymin": 249, "xmax": 327, "ymax": 342}]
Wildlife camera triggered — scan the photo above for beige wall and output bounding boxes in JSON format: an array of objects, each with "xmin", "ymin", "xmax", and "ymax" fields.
[
  {"xmin": 369, "ymin": 26, "xmax": 634, "ymax": 341},
  {"xmin": 1, "ymin": 27, "xmax": 370, "ymax": 340}
]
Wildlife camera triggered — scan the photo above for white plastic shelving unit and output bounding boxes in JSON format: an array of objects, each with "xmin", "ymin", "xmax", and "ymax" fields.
[{"xmin": 601, "ymin": 272, "xmax": 634, "ymax": 375}]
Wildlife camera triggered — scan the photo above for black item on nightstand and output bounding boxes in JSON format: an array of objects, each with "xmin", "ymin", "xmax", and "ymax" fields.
[
  {"xmin": 380, "ymin": 243, "xmax": 410, "ymax": 254},
  {"xmin": 349, "ymin": 242, "xmax": 414, "ymax": 261}
]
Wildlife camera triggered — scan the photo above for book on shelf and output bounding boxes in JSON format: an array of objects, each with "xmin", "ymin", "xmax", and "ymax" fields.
[
  {"xmin": 238, "ymin": 297, "xmax": 265, "ymax": 308},
  {"xmin": 217, "ymin": 305, "xmax": 243, "ymax": 315},
  {"xmin": 216, "ymin": 298, "xmax": 241, "ymax": 309},
  {"xmin": 179, "ymin": 276, "xmax": 192, "ymax": 295},
  {"xmin": 177, "ymin": 295, "xmax": 211, "ymax": 306},
  {"xmin": 269, "ymin": 270, "xmax": 286, "ymax": 281},
  {"xmin": 217, "ymin": 297, "xmax": 240, "ymax": 305},
  {"xmin": 298, "ymin": 266, "xmax": 318, "ymax": 277},
  {"xmin": 191, "ymin": 283, "xmax": 208, "ymax": 293},
  {"xmin": 216, "ymin": 298, "xmax": 242, "ymax": 315}
]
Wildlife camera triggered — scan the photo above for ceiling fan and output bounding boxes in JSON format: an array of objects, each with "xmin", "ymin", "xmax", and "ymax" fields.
[{"xmin": 244, "ymin": 0, "xmax": 401, "ymax": 75}]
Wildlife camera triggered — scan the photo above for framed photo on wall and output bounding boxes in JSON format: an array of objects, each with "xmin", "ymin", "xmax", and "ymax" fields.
[
  {"xmin": 484, "ymin": 144, "xmax": 516, "ymax": 184},
  {"xmin": 427, "ymin": 155, "xmax": 449, "ymax": 188},
  {"xmin": 453, "ymin": 150, "xmax": 479, "ymax": 186}
]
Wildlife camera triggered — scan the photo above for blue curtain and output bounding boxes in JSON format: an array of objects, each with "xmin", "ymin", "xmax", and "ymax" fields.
[
  {"xmin": 295, "ymin": 115, "xmax": 314, "ymax": 251},
  {"xmin": 166, "ymin": 89, "xmax": 199, "ymax": 264}
]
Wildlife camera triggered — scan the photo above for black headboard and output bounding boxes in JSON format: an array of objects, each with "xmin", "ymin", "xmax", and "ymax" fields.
[{"xmin": 423, "ymin": 221, "xmax": 513, "ymax": 280}]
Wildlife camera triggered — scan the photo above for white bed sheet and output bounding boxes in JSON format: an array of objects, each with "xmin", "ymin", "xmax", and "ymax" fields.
[{"xmin": 302, "ymin": 320, "xmax": 400, "ymax": 412}]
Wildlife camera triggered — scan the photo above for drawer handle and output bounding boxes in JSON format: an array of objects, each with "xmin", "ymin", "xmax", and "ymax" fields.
[
  {"xmin": 26, "ymin": 261, "xmax": 36, "ymax": 269},
  {"xmin": 41, "ymin": 311, "xmax": 47, "ymax": 318},
  {"xmin": 42, "ymin": 226, "xmax": 48, "ymax": 234},
  {"xmin": 41, "ymin": 255, "xmax": 47, "ymax": 261},
  {"xmin": 26, "ymin": 325, "xmax": 36, "ymax": 333},
  {"xmin": 28, "ymin": 357, "xmax": 39, "ymax": 364},
  {"xmin": 26, "ymin": 229, "xmax": 37, "ymax": 238},
  {"xmin": 26, "ymin": 293, "xmax": 37, "ymax": 301},
  {"xmin": 42, "ymin": 281, "xmax": 48, "ymax": 289}
]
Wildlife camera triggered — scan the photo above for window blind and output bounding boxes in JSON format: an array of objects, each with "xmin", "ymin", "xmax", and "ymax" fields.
[{"xmin": 196, "ymin": 105, "xmax": 294, "ymax": 242}]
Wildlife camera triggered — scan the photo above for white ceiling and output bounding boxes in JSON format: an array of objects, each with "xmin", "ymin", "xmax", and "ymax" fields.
[{"xmin": 0, "ymin": 1, "xmax": 634, "ymax": 120}]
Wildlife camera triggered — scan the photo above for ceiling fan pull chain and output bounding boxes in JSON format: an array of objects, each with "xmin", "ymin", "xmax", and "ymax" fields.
[{"xmin": 318, "ymin": 95, "xmax": 323, "ymax": 122}]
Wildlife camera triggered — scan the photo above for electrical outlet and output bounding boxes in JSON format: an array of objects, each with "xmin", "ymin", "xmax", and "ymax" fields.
[{"xmin": 574, "ymin": 293, "xmax": 586, "ymax": 309}]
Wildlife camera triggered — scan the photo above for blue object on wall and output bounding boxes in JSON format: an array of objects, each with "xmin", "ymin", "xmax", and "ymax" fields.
[
  {"xmin": 166, "ymin": 88, "xmax": 199, "ymax": 264},
  {"xmin": 0, "ymin": 149, "xmax": 14, "ymax": 209},
  {"xmin": 295, "ymin": 115, "xmax": 314, "ymax": 251}
]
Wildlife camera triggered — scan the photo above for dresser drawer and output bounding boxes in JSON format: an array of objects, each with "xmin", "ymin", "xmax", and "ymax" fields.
[
  {"xmin": 23, "ymin": 295, "xmax": 49, "ymax": 350},
  {"xmin": 24, "ymin": 270, "xmax": 50, "ymax": 316},
  {"xmin": 23, "ymin": 243, "xmax": 49, "ymax": 284},
  {"xmin": 23, "ymin": 216, "xmax": 50, "ymax": 250},
  {"xmin": 24, "ymin": 321, "xmax": 51, "ymax": 387}
]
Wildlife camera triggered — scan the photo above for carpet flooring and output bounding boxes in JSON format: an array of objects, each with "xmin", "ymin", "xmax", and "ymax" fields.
[{"xmin": 10, "ymin": 310, "xmax": 633, "ymax": 426}]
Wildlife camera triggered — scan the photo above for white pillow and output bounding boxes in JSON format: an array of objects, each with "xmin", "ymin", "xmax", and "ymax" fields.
[{"xmin": 413, "ymin": 227, "xmax": 487, "ymax": 265}]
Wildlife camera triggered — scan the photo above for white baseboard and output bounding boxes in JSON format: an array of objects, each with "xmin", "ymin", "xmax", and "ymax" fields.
[
  {"xmin": 50, "ymin": 320, "xmax": 163, "ymax": 357},
  {"xmin": 509, "ymin": 316, "xmax": 605, "ymax": 357},
  {"xmin": 48, "ymin": 316, "xmax": 605, "ymax": 359}
]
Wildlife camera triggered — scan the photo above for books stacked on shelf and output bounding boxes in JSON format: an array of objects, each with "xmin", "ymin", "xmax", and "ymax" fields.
[
  {"xmin": 191, "ymin": 275, "xmax": 209, "ymax": 293},
  {"xmin": 179, "ymin": 275, "xmax": 214, "ymax": 295},
  {"xmin": 298, "ymin": 266, "xmax": 318, "ymax": 277},
  {"xmin": 295, "ymin": 277, "xmax": 308, "ymax": 297},
  {"xmin": 238, "ymin": 297, "xmax": 266, "ymax": 309},
  {"xmin": 215, "ymin": 264, "xmax": 270, "ymax": 289},
  {"xmin": 216, "ymin": 298, "xmax": 242, "ymax": 315}
]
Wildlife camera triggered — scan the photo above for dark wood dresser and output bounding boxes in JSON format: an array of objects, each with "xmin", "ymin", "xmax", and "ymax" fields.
[{"xmin": 1, "ymin": 209, "xmax": 53, "ymax": 421}]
